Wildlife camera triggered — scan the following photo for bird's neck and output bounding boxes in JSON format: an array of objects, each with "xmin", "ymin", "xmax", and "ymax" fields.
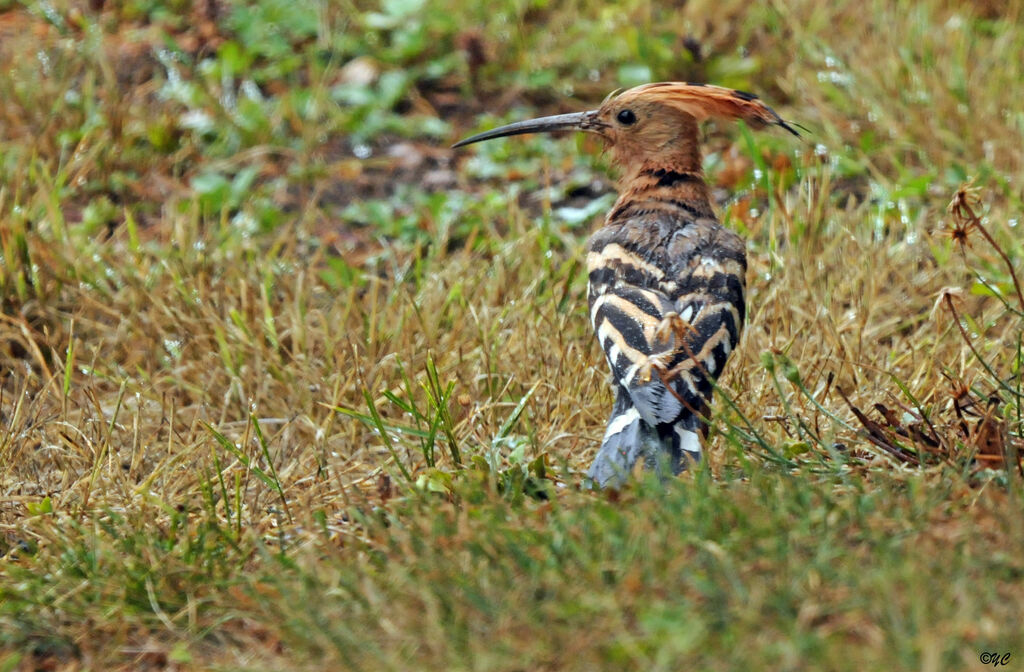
[{"xmin": 607, "ymin": 158, "xmax": 714, "ymax": 223}]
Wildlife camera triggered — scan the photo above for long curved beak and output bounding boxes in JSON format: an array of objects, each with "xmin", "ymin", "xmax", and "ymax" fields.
[{"xmin": 452, "ymin": 111, "xmax": 597, "ymax": 148}]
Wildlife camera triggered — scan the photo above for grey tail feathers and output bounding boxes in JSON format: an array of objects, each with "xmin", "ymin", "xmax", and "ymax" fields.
[{"xmin": 587, "ymin": 387, "xmax": 704, "ymax": 489}]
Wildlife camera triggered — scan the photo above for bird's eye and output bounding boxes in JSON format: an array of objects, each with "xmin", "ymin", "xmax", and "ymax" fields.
[{"xmin": 616, "ymin": 109, "xmax": 637, "ymax": 126}]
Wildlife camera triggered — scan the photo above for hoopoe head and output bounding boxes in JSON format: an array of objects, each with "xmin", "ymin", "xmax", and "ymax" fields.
[{"xmin": 454, "ymin": 82, "xmax": 798, "ymax": 175}]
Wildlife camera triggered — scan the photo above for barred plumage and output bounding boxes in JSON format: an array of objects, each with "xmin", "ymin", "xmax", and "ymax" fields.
[
  {"xmin": 585, "ymin": 198, "xmax": 746, "ymax": 485},
  {"xmin": 454, "ymin": 82, "xmax": 797, "ymax": 488}
]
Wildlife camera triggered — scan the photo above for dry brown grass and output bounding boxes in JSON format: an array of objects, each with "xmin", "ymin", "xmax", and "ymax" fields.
[{"xmin": 1, "ymin": 0, "xmax": 1023, "ymax": 669}]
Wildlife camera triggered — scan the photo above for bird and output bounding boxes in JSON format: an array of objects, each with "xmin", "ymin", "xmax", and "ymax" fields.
[{"xmin": 453, "ymin": 82, "xmax": 798, "ymax": 488}]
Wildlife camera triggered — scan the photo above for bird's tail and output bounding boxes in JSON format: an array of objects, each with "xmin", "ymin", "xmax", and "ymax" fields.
[{"xmin": 587, "ymin": 389, "xmax": 704, "ymax": 488}]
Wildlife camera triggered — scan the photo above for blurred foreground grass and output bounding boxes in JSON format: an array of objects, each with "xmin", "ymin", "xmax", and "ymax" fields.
[{"xmin": 1, "ymin": 0, "xmax": 1023, "ymax": 669}]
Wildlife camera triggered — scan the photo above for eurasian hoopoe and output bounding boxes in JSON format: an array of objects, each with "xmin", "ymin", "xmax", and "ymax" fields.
[{"xmin": 454, "ymin": 82, "xmax": 798, "ymax": 488}]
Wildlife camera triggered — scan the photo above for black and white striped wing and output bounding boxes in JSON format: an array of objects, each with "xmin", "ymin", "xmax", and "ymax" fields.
[{"xmin": 585, "ymin": 222, "xmax": 746, "ymax": 484}]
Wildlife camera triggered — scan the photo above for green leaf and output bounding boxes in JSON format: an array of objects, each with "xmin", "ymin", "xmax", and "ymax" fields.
[{"xmin": 26, "ymin": 496, "xmax": 53, "ymax": 516}]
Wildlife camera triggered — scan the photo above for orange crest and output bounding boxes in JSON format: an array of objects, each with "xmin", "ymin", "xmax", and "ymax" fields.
[{"xmin": 607, "ymin": 82, "xmax": 799, "ymax": 135}]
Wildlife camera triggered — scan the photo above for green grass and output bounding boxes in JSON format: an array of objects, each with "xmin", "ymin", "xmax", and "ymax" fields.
[{"xmin": 1, "ymin": 0, "xmax": 1024, "ymax": 669}]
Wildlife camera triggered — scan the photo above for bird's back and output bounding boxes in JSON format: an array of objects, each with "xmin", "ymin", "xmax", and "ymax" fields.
[{"xmin": 586, "ymin": 198, "xmax": 747, "ymax": 487}]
